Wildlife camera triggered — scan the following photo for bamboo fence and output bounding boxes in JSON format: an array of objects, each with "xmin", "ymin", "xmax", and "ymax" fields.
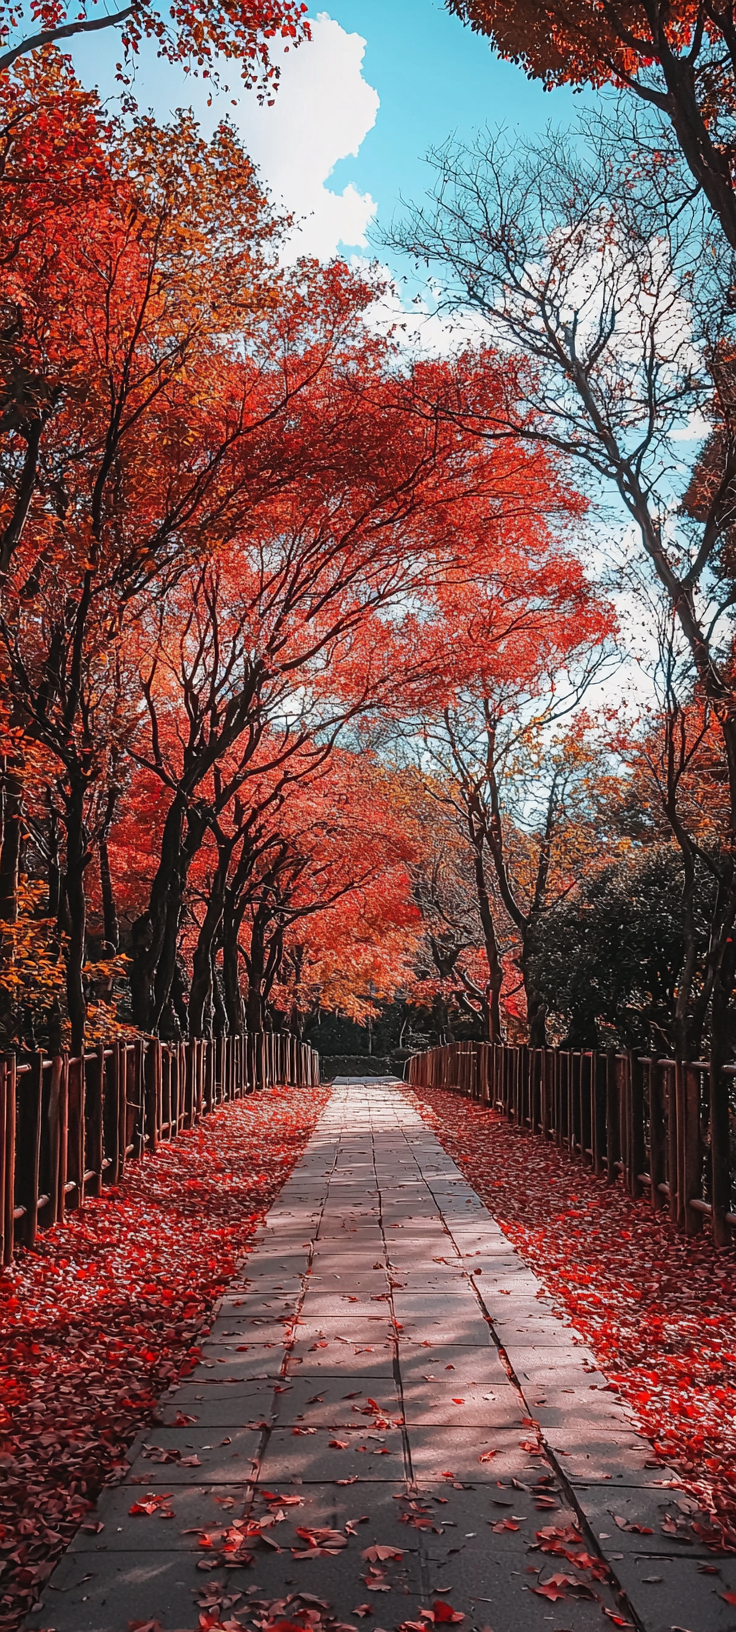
[
  {"xmin": 406, "ymin": 1041, "xmax": 736, "ymax": 1242},
  {"xmin": 0, "ymin": 1031, "xmax": 319, "ymax": 1264}
]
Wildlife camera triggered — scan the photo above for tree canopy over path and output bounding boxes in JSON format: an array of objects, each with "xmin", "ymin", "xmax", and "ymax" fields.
[{"xmin": 4, "ymin": 14, "xmax": 736, "ymax": 1626}]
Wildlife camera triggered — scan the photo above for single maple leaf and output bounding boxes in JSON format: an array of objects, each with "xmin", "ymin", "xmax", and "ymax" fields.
[{"xmin": 432, "ymin": 1601, "xmax": 464, "ymax": 1623}]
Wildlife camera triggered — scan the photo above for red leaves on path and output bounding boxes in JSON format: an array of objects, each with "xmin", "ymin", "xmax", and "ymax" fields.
[
  {"xmin": 411, "ymin": 1086, "xmax": 736, "ymax": 1545},
  {"xmin": 0, "ymin": 1082, "xmax": 329, "ymax": 1632}
]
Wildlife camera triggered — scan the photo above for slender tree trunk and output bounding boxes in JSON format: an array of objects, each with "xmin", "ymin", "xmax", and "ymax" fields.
[
  {"xmin": 652, "ymin": 36, "xmax": 736, "ymax": 254},
  {"xmin": 98, "ymin": 821, "xmax": 119, "ymax": 954},
  {"xmin": 189, "ymin": 884, "xmax": 226, "ymax": 1037},
  {"xmin": 470, "ymin": 838, "xmax": 503, "ymax": 1042},
  {"xmin": 130, "ymin": 797, "xmax": 206, "ymax": 1034},
  {"xmin": 0, "ymin": 419, "xmax": 43, "ymax": 575},
  {"xmin": 245, "ymin": 915, "xmax": 266, "ymax": 1033},
  {"xmin": 0, "ymin": 755, "xmax": 23, "ymax": 1044},
  {"xmin": 0, "ymin": 756, "xmax": 22, "ymax": 925},
  {"xmin": 63, "ymin": 779, "xmax": 88, "ymax": 1055},
  {"xmin": 47, "ymin": 801, "xmax": 62, "ymax": 923},
  {"xmin": 222, "ymin": 901, "xmax": 245, "ymax": 1036},
  {"xmin": 709, "ymin": 914, "xmax": 736, "ymax": 1245},
  {"xmin": 211, "ymin": 943, "xmax": 227, "ymax": 1038}
]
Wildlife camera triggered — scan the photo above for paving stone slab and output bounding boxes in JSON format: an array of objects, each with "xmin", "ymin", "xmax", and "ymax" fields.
[
  {"xmin": 404, "ymin": 1425, "xmax": 545, "ymax": 1484},
  {"xmin": 60, "ymin": 1484, "xmax": 252, "ymax": 1553},
  {"xmin": 258, "ymin": 1427, "xmax": 406, "ymax": 1482},
  {"xmin": 271, "ymin": 1376, "xmax": 401, "ymax": 1428},
  {"xmin": 121, "ymin": 1426, "xmax": 263, "ymax": 1485},
  {"xmin": 609, "ymin": 1551, "xmax": 736, "ymax": 1632}
]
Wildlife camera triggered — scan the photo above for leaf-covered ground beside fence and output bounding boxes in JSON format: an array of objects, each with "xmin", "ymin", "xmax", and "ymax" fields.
[
  {"xmin": 0, "ymin": 1081, "xmax": 330, "ymax": 1632},
  {"xmin": 410, "ymin": 1084, "xmax": 736, "ymax": 1548}
]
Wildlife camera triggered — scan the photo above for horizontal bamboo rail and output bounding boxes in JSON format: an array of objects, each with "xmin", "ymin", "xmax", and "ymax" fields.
[
  {"xmin": 0, "ymin": 1031, "xmax": 319, "ymax": 1264},
  {"xmin": 406, "ymin": 1041, "xmax": 736, "ymax": 1242}
]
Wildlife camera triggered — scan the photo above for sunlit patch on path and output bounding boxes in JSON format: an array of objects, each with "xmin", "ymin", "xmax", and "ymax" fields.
[{"xmin": 26, "ymin": 1080, "xmax": 736, "ymax": 1632}]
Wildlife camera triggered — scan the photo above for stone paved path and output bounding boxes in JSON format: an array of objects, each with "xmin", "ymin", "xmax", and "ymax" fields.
[{"xmin": 28, "ymin": 1080, "xmax": 736, "ymax": 1632}]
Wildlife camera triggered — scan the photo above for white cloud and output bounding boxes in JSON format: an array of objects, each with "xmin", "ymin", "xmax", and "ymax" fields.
[
  {"xmin": 359, "ymin": 263, "xmax": 490, "ymax": 356},
  {"xmin": 232, "ymin": 13, "xmax": 379, "ymax": 260}
]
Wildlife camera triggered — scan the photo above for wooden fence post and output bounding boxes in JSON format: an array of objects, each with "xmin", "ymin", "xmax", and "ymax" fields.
[
  {"xmin": 648, "ymin": 1058, "xmax": 666, "ymax": 1210},
  {"xmin": 1, "ymin": 1055, "xmax": 16, "ymax": 1264},
  {"xmin": 47, "ymin": 1053, "xmax": 68, "ymax": 1223},
  {"xmin": 580, "ymin": 1052, "xmax": 592, "ymax": 1162},
  {"xmin": 628, "ymin": 1050, "xmax": 645, "ymax": 1199},
  {"xmin": 667, "ymin": 1063, "xmax": 679, "ymax": 1225},
  {"xmin": 84, "ymin": 1045, "xmax": 104, "ymax": 1196},
  {"xmin": 592, "ymin": 1052, "xmax": 606, "ymax": 1174},
  {"xmin": 103, "ymin": 1042, "xmax": 121, "ymax": 1186},
  {"xmin": 67, "ymin": 1053, "xmax": 85, "ymax": 1209},
  {"xmin": 16, "ymin": 1051, "xmax": 43, "ymax": 1246},
  {"xmin": 683, "ymin": 1064, "xmax": 704, "ymax": 1237},
  {"xmin": 710, "ymin": 1057, "xmax": 732, "ymax": 1246},
  {"xmin": 145, "ymin": 1040, "xmax": 159, "ymax": 1152},
  {"xmin": 605, "ymin": 1052, "xmax": 619, "ymax": 1183}
]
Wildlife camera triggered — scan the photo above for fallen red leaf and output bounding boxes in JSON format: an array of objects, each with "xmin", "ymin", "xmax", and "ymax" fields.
[{"xmin": 431, "ymin": 1600, "xmax": 464, "ymax": 1623}]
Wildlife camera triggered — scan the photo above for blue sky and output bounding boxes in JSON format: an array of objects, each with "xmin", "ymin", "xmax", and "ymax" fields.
[
  {"xmin": 318, "ymin": 0, "xmax": 586, "ymax": 231},
  {"xmin": 70, "ymin": 1, "xmax": 590, "ymax": 266}
]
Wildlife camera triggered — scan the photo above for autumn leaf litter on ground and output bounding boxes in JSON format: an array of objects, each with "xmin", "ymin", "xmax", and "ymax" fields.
[
  {"xmin": 411, "ymin": 1085, "xmax": 736, "ymax": 1550},
  {"xmin": 0, "ymin": 1081, "xmax": 329, "ymax": 1632}
]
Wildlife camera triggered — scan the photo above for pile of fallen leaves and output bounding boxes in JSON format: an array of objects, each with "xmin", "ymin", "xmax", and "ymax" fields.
[
  {"xmin": 410, "ymin": 1085, "xmax": 736, "ymax": 1543},
  {"xmin": 130, "ymin": 1585, "xmax": 374, "ymax": 1632},
  {"xmin": 0, "ymin": 1081, "xmax": 330, "ymax": 1632}
]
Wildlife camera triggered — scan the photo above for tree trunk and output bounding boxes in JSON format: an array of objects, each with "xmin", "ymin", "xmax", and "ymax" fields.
[
  {"xmin": 654, "ymin": 38, "xmax": 736, "ymax": 254},
  {"xmin": 470, "ymin": 838, "xmax": 503, "ymax": 1042},
  {"xmin": 130, "ymin": 797, "xmax": 205, "ymax": 1034},
  {"xmin": 99, "ymin": 831, "xmax": 119, "ymax": 953},
  {"xmin": 0, "ymin": 757, "xmax": 22, "ymax": 926},
  {"xmin": 244, "ymin": 913, "xmax": 266, "ymax": 1033},
  {"xmin": 47, "ymin": 802, "xmax": 62, "ymax": 923},
  {"xmin": 211, "ymin": 943, "xmax": 228, "ymax": 1038},
  {"xmin": 63, "ymin": 779, "xmax": 88, "ymax": 1055},
  {"xmin": 189, "ymin": 886, "xmax": 225, "ymax": 1037},
  {"xmin": 222, "ymin": 904, "xmax": 245, "ymax": 1036},
  {"xmin": 0, "ymin": 755, "xmax": 23, "ymax": 1044}
]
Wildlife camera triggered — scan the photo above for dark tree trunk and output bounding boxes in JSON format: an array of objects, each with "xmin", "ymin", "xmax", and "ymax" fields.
[
  {"xmin": 211, "ymin": 944, "xmax": 228, "ymax": 1038},
  {"xmin": 0, "ymin": 755, "xmax": 23, "ymax": 1044},
  {"xmin": 63, "ymin": 779, "xmax": 88, "ymax": 1055},
  {"xmin": 470, "ymin": 838, "xmax": 503, "ymax": 1042},
  {"xmin": 130, "ymin": 797, "xmax": 205, "ymax": 1034},
  {"xmin": 244, "ymin": 913, "xmax": 266, "ymax": 1033},
  {"xmin": 99, "ymin": 832, "xmax": 119, "ymax": 953},
  {"xmin": 520, "ymin": 925, "xmax": 548, "ymax": 1048},
  {"xmin": 222, "ymin": 904, "xmax": 245, "ymax": 1036},
  {"xmin": 0, "ymin": 418, "xmax": 43, "ymax": 575},
  {"xmin": 47, "ymin": 802, "xmax": 62, "ymax": 924},
  {"xmin": 0, "ymin": 757, "xmax": 22, "ymax": 926},
  {"xmin": 189, "ymin": 888, "xmax": 225, "ymax": 1038},
  {"xmin": 189, "ymin": 835, "xmax": 236, "ymax": 1038}
]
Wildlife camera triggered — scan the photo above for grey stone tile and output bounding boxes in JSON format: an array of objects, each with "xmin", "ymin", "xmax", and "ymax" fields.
[
  {"xmin": 26, "ymin": 1550, "xmax": 214, "ymax": 1632},
  {"xmin": 258, "ymin": 1427, "xmax": 406, "ymax": 1482},
  {"xmin": 271, "ymin": 1376, "xmax": 401, "ymax": 1428},
  {"xmin": 611, "ymin": 1551, "xmax": 736, "ymax": 1632},
  {"xmin": 123, "ymin": 1424, "xmax": 263, "ymax": 1484},
  {"xmin": 405, "ymin": 1426, "xmax": 544, "ymax": 1485}
]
